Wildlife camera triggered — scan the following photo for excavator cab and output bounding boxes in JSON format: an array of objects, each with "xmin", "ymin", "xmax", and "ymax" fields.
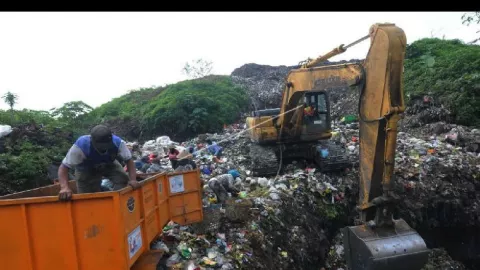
[{"xmin": 301, "ymin": 92, "xmax": 330, "ymax": 134}]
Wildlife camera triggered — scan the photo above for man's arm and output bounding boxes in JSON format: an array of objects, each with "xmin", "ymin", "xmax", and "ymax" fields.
[
  {"xmin": 118, "ymin": 140, "xmax": 140, "ymax": 189},
  {"xmin": 58, "ymin": 164, "xmax": 72, "ymax": 200},
  {"xmin": 58, "ymin": 144, "xmax": 85, "ymax": 201},
  {"xmin": 126, "ymin": 159, "xmax": 137, "ymax": 182}
]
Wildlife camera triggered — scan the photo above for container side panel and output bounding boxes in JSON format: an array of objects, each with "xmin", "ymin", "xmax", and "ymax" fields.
[
  {"xmin": 166, "ymin": 171, "xmax": 203, "ymax": 226},
  {"xmin": 141, "ymin": 182, "xmax": 156, "ymax": 217},
  {"xmin": 182, "ymin": 172, "xmax": 200, "ymax": 192},
  {"xmin": 156, "ymin": 176, "xmax": 167, "ymax": 201},
  {"xmin": 120, "ymin": 191, "xmax": 142, "ymax": 233},
  {"xmin": 26, "ymin": 203, "xmax": 77, "ymax": 270},
  {"xmin": 179, "ymin": 192, "xmax": 202, "ymax": 213},
  {"xmin": 166, "ymin": 172, "xmax": 199, "ymax": 197},
  {"xmin": 0, "ymin": 205, "xmax": 31, "ymax": 270},
  {"xmin": 158, "ymin": 200, "xmax": 170, "ymax": 230},
  {"xmin": 144, "ymin": 211, "xmax": 159, "ymax": 243},
  {"xmin": 168, "ymin": 196, "xmax": 185, "ymax": 217},
  {"xmin": 72, "ymin": 197, "xmax": 120, "ymax": 270},
  {"xmin": 156, "ymin": 175, "xmax": 170, "ymax": 230},
  {"xmin": 171, "ymin": 210, "xmax": 202, "ymax": 225}
]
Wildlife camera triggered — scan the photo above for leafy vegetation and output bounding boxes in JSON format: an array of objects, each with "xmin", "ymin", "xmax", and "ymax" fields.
[
  {"xmin": 90, "ymin": 75, "xmax": 249, "ymax": 141},
  {"xmin": 0, "ymin": 108, "xmax": 77, "ymax": 195},
  {"xmin": 404, "ymin": 38, "xmax": 480, "ymax": 126},
  {"xmin": 182, "ymin": 58, "xmax": 213, "ymax": 79},
  {"xmin": 461, "ymin": 11, "xmax": 480, "ymax": 44},
  {"xmin": 1, "ymin": 91, "xmax": 19, "ymax": 122}
]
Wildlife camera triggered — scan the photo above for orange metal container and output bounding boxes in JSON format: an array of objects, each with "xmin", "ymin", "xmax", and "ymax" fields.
[{"xmin": 0, "ymin": 169, "xmax": 203, "ymax": 270}]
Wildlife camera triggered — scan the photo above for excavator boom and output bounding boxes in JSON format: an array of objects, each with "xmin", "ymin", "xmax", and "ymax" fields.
[{"xmin": 340, "ymin": 24, "xmax": 429, "ymax": 270}]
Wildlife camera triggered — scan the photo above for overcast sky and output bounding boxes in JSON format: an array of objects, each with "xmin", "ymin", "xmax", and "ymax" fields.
[{"xmin": 0, "ymin": 12, "xmax": 477, "ymax": 111}]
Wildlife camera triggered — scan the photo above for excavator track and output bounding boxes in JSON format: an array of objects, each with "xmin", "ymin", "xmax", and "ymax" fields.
[
  {"xmin": 248, "ymin": 141, "xmax": 351, "ymax": 176},
  {"xmin": 248, "ymin": 143, "xmax": 279, "ymax": 176},
  {"xmin": 315, "ymin": 141, "xmax": 352, "ymax": 172}
]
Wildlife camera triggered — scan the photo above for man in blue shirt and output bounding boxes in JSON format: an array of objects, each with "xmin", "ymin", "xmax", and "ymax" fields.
[
  {"xmin": 206, "ymin": 139, "xmax": 223, "ymax": 161},
  {"xmin": 57, "ymin": 125, "xmax": 140, "ymax": 201}
]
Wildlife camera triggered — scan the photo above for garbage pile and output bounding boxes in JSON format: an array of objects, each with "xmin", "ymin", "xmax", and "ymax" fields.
[
  {"xmin": 230, "ymin": 60, "xmax": 362, "ymax": 115},
  {"xmin": 231, "ymin": 63, "xmax": 295, "ymax": 110},
  {"xmin": 152, "ymin": 166, "xmax": 352, "ymax": 270},
  {"xmin": 125, "ymin": 117, "xmax": 478, "ymax": 269}
]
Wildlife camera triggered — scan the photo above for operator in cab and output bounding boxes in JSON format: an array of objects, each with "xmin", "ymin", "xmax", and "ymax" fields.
[
  {"xmin": 303, "ymin": 102, "xmax": 315, "ymax": 124},
  {"xmin": 57, "ymin": 125, "xmax": 140, "ymax": 201}
]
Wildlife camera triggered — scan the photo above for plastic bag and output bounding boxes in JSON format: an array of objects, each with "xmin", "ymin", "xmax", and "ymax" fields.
[{"xmin": 0, "ymin": 125, "xmax": 12, "ymax": 138}]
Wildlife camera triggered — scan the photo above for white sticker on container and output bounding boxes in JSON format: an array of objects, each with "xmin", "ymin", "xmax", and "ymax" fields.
[
  {"xmin": 169, "ymin": 174, "xmax": 185, "ymax": 194},
  {"xmin": 127, "ymin": 225, "xmax": 142, "ymax": 258}
]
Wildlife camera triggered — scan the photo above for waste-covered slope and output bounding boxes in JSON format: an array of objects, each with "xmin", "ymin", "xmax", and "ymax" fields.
[
  {"xmin": 128, "ymin": 117, "xmax": 479, "ymax": 269},
  {"xmin": 231, "ymin": 59, "xmax": 362, "ymax": 120}
]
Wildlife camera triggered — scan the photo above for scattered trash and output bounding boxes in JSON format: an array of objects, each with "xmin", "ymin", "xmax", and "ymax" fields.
[{"xmin": 123, "ymin": 118, "xmax": 477, "ymax": 269}]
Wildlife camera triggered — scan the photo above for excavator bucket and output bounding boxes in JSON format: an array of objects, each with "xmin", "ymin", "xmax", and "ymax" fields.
[{"xmin": 343, "ymin": 218, "xmax": 430, "ymax": 270}]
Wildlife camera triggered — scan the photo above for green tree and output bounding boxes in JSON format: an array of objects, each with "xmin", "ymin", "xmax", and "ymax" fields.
[
  {"xmin": 461, "ymin": 12, "xmax": 480, "ymax": 44},
  {"xmin": 50, "ymin": 101, "xmax": 93, "ymax": 122},
  {"xmin": 1, "ymin": 91, "xmax": 19, "ymax": 121},
  {"xmin": 182, "ymin": 58, "xmax": 213, "ymax": 79},
  {"xmin": 89, "ymin": 75, "xmax": 248, "ymax": 141},
  {"xmin": 404, "ymin": 38, "xmax": 480, "ymax": 126}
]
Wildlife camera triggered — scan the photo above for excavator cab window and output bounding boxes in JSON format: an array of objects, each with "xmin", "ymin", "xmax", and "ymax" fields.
[{"xmin": 303, "ymin": 92, "xmax": 329, "ymax": 131}]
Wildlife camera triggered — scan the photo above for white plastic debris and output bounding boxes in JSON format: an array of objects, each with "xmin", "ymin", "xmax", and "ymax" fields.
[
  {"xmin": 0, "ymin": 125, "xmax": 12, "ymax": 138},
  {"xmin": 258, "ymin": 177, "xmax": 268, "ymax": 187}
]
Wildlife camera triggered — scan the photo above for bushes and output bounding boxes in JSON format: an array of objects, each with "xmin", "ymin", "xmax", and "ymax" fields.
[
  {"xmin": 90, "ymin": 75, "xmax": 249, "ymax": 140},
  {"xmin": 404, "ymin": 38, "xmax": 480, "ymax": 126},
  {"xmin": 0, "ymin": 108, "xmax": 80, "ymax": 195}
]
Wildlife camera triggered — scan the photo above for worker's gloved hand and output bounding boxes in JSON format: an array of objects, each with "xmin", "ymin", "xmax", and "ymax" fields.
[
  {"xmin": 128, "ymin": 180, "xmax": 141, "ymax": 190},
  {"xmin": 58, "ymin": 187, "xmax": 73, "ymax": 201}
]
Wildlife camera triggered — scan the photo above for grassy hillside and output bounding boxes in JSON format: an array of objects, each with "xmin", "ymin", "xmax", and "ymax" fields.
[
  {"xmin": 89, "ymin": 75, "xmax": 249, "ymax": 141},
  {"xmin": 404, "ymin": 38, "xmax": 480, "ymax": 126},
  {"xmin": 0, "ymin": 109, "xmax": 76, "ymax": 194}
]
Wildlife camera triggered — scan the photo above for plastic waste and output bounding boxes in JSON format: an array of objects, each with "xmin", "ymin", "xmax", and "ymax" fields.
[
  {"xmin": 320, "ymin": 148, "xmax": 329, "ymax": 158},
  {"xmin": 177, "ymin": 241, "xmax": 192, "ymax": 259},
  {"xmin": 100, "ymin": 179, "xmax": 114, "ymax": 191},
  {"xmin": 207, "ymin": 247, "xmax": 219, "ymax": 259},
  {"xmin": 201, "ymin": 257, "xmax": 217, "ymax": 266},
  {"xmin": 152, "ymin": 241, "xmax": 169, "ymax": 253},
  {"xmin": 166, "ymin": 253, "xmax": 182, "ymax": 267},
  {"xmin": 0, "ymin": 125, "xmax": 12, "ymax": 138},
  {"xmin": 258, "ymin": 177, "xmax": 268, "ymax": 187}
]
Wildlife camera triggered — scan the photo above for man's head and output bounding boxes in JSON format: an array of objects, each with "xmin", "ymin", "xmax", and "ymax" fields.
[
  {"xmin": 206, "ymin": 139, "xmax": 212, "ymax": 145},
  {"xmin": 90, "ymin": 125, "xmax": 114, "ymax": 153}
]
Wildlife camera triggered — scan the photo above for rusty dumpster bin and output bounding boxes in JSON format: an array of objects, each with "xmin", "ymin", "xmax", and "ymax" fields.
[{"xmin": 0, "ymin": 169, "xmax": 203, "ymax": 270}]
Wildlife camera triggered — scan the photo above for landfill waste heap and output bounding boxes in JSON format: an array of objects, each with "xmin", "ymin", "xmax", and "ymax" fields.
[{"xmin": 121, "ymin": 116, "xmax": 479, "ymax": 270}]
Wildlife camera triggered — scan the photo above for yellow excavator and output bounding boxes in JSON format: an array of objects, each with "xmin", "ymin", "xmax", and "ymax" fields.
[{"xmin": 246, "ymin": 23, "xmax": 430, "ymax": 269}]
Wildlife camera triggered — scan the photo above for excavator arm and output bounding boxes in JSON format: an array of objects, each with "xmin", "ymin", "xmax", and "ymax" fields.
[
  {"xmin": 357, "ymin": 23, "xmax": 406, "ymax": 224},
  {"xmin": 293, "ymin": 23, "xmax": 429, "ymax": 269},
  {"xmin": 345, "ymin": 24, "xmax": 429, "ymax": 270}
]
